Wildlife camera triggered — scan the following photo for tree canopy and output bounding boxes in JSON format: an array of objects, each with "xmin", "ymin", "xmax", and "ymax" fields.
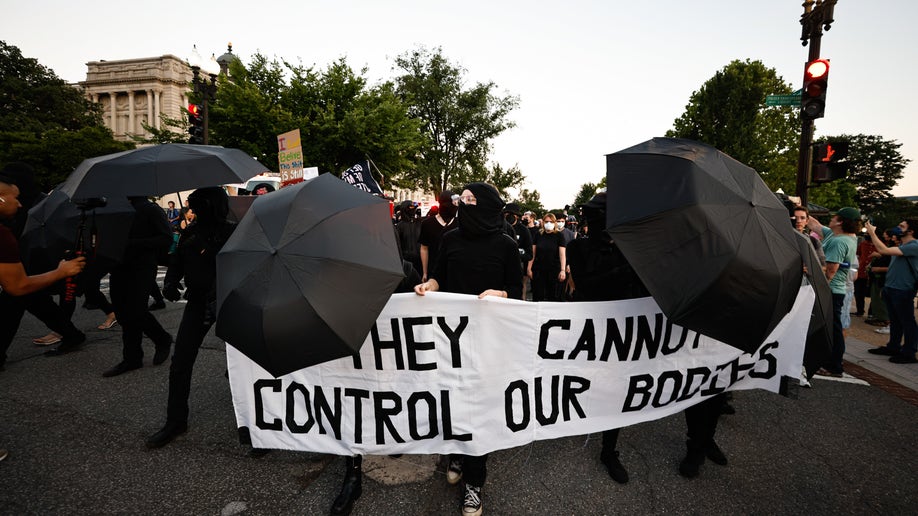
[
  {"xmin": 393, "ymin": 47, "xmax": 519, "ymax": 196},
  {"xmin": 666, "ymin": 59, "xmax": 799, "ymax": 191},
  {"xmin": 208, "ymin": 54, "xmax": 424, "ymax": 184},
  {"xmin": 0, "ymin": 41, "xmax": 132, "ymax": 189}
]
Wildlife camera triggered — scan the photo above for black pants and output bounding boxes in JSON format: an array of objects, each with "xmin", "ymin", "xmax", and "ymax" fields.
[
  {"xmin": 450, "ymin": 454, "xmax": 488, "ymax": 487},
  {"xmin": 531, "ymin": 270, "xmax": 561, "ymax": 302},
  {"xmin": 110, "ymin": 263, "xmax": 170, "ymax": 364},
  {"xmin": 684, "ymin": 393, "xmax": 726, "ymax": 445},
  {"xmin": 601, "ymin": 428, "xmax": 621, "ymax": 456},
  {"xmin": 0, "ymin": 290, "xmax": 84, "ymax": 366},
  {"xmin": 166, "ymin": 298, "xmax": 213, "ymax": 424},
  {"xmin": 853, "ymin": 277, "xmax": 868, "ymax": 315}
]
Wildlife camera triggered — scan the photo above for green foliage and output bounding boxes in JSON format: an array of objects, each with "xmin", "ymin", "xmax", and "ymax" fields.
[
  {"xmin": 666, "ymin": 59, "xmax": 799, "ymax": 191},
  {"xmin": 394, "ymin": 47, "xmax": 519, "ymax": 196},
  {"xmin": 0, "ymin": 127, "xmax": 133, "ymax": 189},
  {"xmin": 813, "ymin": 134, "xmax": 910, "ymax": 214},
  {"xmin": 573, "ymin": 182, "xmax": 599, "ymax": 209},
  {"xmin": 130, "ymin": 112, "xmax": 191, "ymax": 144},
  {"xmin": 0, "ymin": 41, "xmax": 131, "ymax": 190},
  {"xmin": 209, "ymin": 55, "xmax": 423, "ymax": 183},
  {"xmin": 466, "ymin": 162, "xmax": 525, "ymax": 200},
  {"xmin": 868, "ymin": 196, "xmax": 918, "ymax": 232},
  {"xmin": 513, "ymin": 188, "xmax": 545, "ymax": 216}
]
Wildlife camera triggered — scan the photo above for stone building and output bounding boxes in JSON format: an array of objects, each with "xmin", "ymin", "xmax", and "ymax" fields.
[{"xmin": 79, "ymin": 55, "xmax": 193, "ymax": 142}]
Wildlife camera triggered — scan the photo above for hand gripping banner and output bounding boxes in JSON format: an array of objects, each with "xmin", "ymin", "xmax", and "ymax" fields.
[{"xmin": 228, "ymin": 287, "xmax": 814, "ymax": 456}]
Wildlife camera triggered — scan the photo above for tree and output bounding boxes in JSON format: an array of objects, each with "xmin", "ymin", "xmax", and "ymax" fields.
[
  {"xmin": 573, "ymin": 182, "xmax": 599, "ymax": 209},
  {"xmin": 812, "ymin": 134, "xmax": 910, "ymax": 214},
  {"xmin": 394, "ymin": 47, "xmax": 519, "ymax": 196},
  {"xmin": 471, "ymin": 163, "xmax": 525, "ymax": 200},
  {"xmin": 0, "ymin": 41, "xmax": 132, "ymax": 189},
  {"xmin": 130, "ymin": 112, "xmax": 192, "ymax": 144},
  {"xmin": 209, "ymin": 55, "xmax": 423, "ymax": 183},
  {"xmin": 513, "ymin": 188, "xmax": 544, "ymax": 216},
  {"xmin": 666, "ymin": 59, "xmax": 799, "ymax": 191}
]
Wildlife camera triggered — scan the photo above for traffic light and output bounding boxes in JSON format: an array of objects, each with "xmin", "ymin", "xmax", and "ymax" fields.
[
  {"xmin": 801, "ymin": 59, "xmax": 829, "ymax": 120},
  {"xmin": 187, "ymin": 104, "xmax": 204, "ymax": 144},
  {"xmin": 811, "ymin": 141, "xmax": 849, "ymax": 183}
]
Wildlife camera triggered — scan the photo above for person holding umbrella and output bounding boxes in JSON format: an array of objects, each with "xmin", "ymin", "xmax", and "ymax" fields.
[
  {"xmin": 102, "ymin": 196, "xmax": 173, "ymax": 378},
  {"xmin": 807, "ymin": 207, "xmax": 861, "ymax": 377},
  {"xmin": 146, "ymin": 187, "xmax": 237, "ymax": 448},
  {"xmin": 0, "ymin": 165, "xmax": 88, "ymax": 367},
  {"xmin": 414, "ymin": 182, "xmax": 522, "ymax": 516}
]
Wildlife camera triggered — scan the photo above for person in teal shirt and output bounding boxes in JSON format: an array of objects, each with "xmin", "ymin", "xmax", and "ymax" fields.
[
  {"xmin": 808, "ymin": 207, "xmax": 860, "ymax": 376},
  {"xmin": 864, "ymin": 219, "xmax": 918, "ymax": 364}
]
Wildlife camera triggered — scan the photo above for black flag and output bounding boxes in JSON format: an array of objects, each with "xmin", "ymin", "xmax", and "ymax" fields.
[{"xmin": 340, "ymin": 161, "xmax": 383, "ymax": 196}]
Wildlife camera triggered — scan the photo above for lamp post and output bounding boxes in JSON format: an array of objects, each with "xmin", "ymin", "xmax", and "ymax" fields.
[
  {"xmin": 190, "ymin": 66, "xmax": 217, "ymax": 145},
  {"xmin": 795, "ymin": 0, "xmax": 838, "ymax": 208}
]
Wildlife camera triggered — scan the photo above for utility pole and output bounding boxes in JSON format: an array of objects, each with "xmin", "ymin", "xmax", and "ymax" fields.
[{"xmin": 796, "ymin": 0, "xmax": 837, "ymax": 208}]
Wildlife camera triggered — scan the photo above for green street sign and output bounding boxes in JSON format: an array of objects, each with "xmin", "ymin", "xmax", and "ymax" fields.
[
  {"xmin": 765, "ymin": 93, "xmax": 802, "ymax": 107},
  {"xmin": 765, "ymin": 89, "xmax": 803, "ymax": 107}
]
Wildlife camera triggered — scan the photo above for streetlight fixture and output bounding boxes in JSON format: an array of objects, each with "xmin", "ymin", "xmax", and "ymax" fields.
[{"xmin": 189, "ymin": 45, "xmax": 219, "ymax": 145}]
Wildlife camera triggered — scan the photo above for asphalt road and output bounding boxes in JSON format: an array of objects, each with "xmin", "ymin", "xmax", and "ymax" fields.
[{"xmin": 1, "ymin": 296, "xmax": 917, "ymax": 515}]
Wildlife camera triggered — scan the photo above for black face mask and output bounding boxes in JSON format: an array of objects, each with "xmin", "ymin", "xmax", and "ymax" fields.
[{"xmin": 457, "ymin": 183, "xmax": 504, "ymax": 238}]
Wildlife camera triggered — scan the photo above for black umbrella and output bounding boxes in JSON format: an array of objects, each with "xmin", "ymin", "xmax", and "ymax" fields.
[
  {"xmin": 606, "ymin": 137, "xmax": 804, "ymax": 353},
  {"xmin": 216, "ymin": 173, "xmax": 405, "ymax": 377},
  {"xmin": 794, "ymin": 231, "xmax": 833, "ymax": 377},
  {"xmin": 21, "ymin": 189, "xmax": 135, "ymax": 272},
  {"xmin": 57, "ymin": 144, "xmax": 268, "ymax": 199}
]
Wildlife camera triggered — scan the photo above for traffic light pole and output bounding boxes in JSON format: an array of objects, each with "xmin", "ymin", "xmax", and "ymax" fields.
[
  {"xmin": 190, "ymin": 66, "xmax": 218, "ymax": 145},
  {"xmin": 796, "ymin": 0, "xmax": 836, "ymax": 208}
]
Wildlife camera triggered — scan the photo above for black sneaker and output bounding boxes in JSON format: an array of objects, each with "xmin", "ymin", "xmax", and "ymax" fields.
[
  {"xmin": 868, "ymin": 346, "xmax": 898, "ymax": 356},
  {"xmin": 706, "ymin": 442, "xmax": 728, "ymax": 466},
  {"xmin": 462, "ymin": 483, "xmax": 482, "ymax": 516},
  {"xmin": 600, "ymin": 450, "xmax": 629, "ymax": 484},
  {"xmin": 145, "ymin": 421, "xmax": 187, "ymax": 448},
  {"xmin": 890, "ymin": 354, "xmax": 918, "ymax": 364},
  {"xmin": 679, "ymin": 440, "xmax": 705, "ymax": 479}
]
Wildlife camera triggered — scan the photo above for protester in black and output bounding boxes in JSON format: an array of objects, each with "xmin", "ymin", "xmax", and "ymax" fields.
[
  {"xmin": 395, "ymin": 200, "xmax": 423, "ymax": 276},
  {"xmin": 414, "ymin": 182, "xmax": 521, "ymax": 516},
  {"xmin": 418, "ymin": 190, "xmax": 457, "ymax": 281},
  {"xmin": 146, "ymin": 187, "xmax": 236, "ymax": 448},
  {"xmin": 566, "ymin": 193, "xmax": 648, "ymax": 483},
  {"xmin": 529, "ymin": 212, "xmax": 567, "ymax": 301},
  {"xmin": 502, "ymin": 203, "xmax": 533, "ymax": 300},
  {"xmin": 102, "ymin": 196, "xmax": 173, "ymax": 377}
]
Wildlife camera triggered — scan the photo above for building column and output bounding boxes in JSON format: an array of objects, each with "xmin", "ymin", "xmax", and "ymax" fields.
[
  {"xmin": 154, "ymin": 90, "xmax": 162, "ymax": 129},
  {"xmin": 146, "ymin": 89, "xmax": 154, "ymax": 131},
  {"xmin": 128, "ymin": 91, "xmax": 135, "ymax": 136},
  {"xmin": 109, "ymin": 92, "xmax": 118, "ymax": 135}
]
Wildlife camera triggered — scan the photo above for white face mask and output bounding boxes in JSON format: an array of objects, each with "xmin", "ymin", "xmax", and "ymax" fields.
[
  {"xmin": 543, "ymin": 222, "xmax": 555, "ymax": 231},
  {"xmin": 557, "ymin": 221, "xmax": 565, "ymax": 228}
]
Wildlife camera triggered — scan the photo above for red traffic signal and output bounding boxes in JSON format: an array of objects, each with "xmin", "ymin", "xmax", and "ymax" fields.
[
  {"xmin": 811, "ymin": 140, "xmax": 849, "ymax": 184},
  {"xmin": 801, "ymin": 59, "xmax": 829, "ymax": 120},
  {"xmin": 188, "ymin": 104, "xmax": 201, "ymax": 117}
]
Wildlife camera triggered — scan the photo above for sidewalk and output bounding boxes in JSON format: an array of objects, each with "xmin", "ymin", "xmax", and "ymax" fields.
[{"xmin": 844, "ymin": 335, "xmax": 918, "ymax": 405}]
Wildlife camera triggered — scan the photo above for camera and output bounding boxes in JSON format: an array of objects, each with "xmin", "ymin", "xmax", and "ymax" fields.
[{"xmin": 73, "ymin": 197, "xmax": 107, "ymax": 210}]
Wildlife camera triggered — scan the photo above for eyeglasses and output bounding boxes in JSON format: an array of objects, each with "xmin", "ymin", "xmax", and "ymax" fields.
[
  {"xmin": 459, "ymin": 194, "xmax": 477, "ymax": 205},
  {"xmin": 450, "ymin": 194, "xmax": 460, "ymax": 206}
]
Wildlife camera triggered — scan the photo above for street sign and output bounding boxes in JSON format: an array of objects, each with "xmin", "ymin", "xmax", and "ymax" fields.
[
  {"xmin": 765, "ymin": 94, "xmax": 802, "ymax": 106},
  {"xmin": 765, "ymin": 88, "xmax": 803, "ymax": 107}
]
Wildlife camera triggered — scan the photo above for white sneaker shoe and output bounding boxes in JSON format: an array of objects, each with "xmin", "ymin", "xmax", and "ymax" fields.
[
  {"xmin": 462, "ymin": 483, "xmax": 482, "ymax": 516},
  {"xmin": 446, "ymin": 458, "xmax": 463, "ymax": 484},
  {"xmin": 875, "ymin": 326, "xmax": 891, "ymax": 334}
]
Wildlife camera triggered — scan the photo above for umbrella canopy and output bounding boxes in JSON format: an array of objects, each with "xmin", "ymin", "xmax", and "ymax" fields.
[
  {"xmin": 216, "ymin": 173, "xmax": 405, "ymax": 377},
  {"xmin": 58, "ymin": 144, "xmax": 268, "ymax": 199},
  {"xmin": 21, "ymin": 189, "xmax": 134, "ymax": 272},
  {"xmin": 794, "ymin": 231, "xmax": 833, "ymax": 377},
  {"xmin": 606, "ymin": 137, "xmax": 804, "ymax": 353}
]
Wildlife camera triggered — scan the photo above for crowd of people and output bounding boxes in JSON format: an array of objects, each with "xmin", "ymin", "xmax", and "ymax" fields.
[{"xmin": 2, "ymin": 163, "xmax": 916, "ymax": 515}]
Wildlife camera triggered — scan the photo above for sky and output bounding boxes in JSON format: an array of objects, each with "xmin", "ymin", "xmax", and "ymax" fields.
[{"xmin": 2, "ymin": 0, "xmax": 916, "ymax": 209}]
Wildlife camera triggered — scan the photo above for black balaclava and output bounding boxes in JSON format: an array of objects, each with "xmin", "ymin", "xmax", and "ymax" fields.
[
  {"xmin": 580, "ymin": 192, "xmax": 611, "ymax": 243},
  {"xmin": 438, "ymin": 189, "xmax": 457, "ymax": 221},
  {"xmin": 188, "ymin": 187, "xmax": 229, "ymax": 226},
  {"xmin": 457, "ymin": 182, "xmax": 504, "ymax": 238}
]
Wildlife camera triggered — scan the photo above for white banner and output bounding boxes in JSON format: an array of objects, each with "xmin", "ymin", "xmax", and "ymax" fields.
[{"xmin": 228, "ymin": 287, "xmax": 814, "ymax": 456}]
